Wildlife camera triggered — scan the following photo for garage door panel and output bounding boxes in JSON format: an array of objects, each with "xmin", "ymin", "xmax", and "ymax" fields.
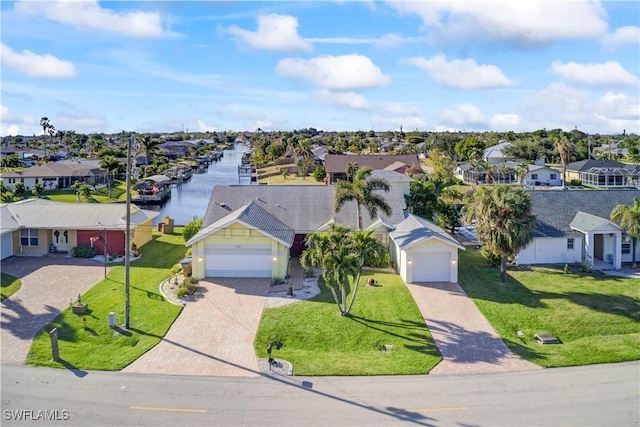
[
  {"xmin": 1, "ymin": 233, "xmax": 14, "ymax": 260},
  {"xmin": 413, "ymin": 251, "xmax": 450, "ymax": 282},
  {"xmin": 205, "ymin": 246, "xmax": 272, "ymax": 278}
]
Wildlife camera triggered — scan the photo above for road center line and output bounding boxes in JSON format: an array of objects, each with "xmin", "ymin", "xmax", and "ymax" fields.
[
  {"xmin": 392, "ymin": 406, "xmax": 467, "ymax": 413},
  {"xmin": 130, "ymin": 406, "xmax": 207, "ymax": 413}
]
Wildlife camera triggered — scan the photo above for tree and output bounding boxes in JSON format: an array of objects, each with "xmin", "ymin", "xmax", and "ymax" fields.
[
  {"xmin": 13, "ymin": 182, "xmax": 26, "ymax": 198},
  {"xmin": 610, "ymin": 199, "xmax": 640, "ymax": 267},
  {"xmin": 455, "ymin": 135, "xmax": 486, "ymax": 162},
  {"xmin": 429, "ymin": 148, "xmax": 456, "ymax": 183},
  {"xmin": 32, "ymin": 182, "xmax": 44, "ymax": 198},
  {"xmin": 516, "ymin": 161, "xmax": 530, "ymax": 186},
  {"xmin": 71, "ymin": 180, "xmax": 91, "ymax": 203},
  {"xmin": 335, "ymin": 166, "xmax": 391, "ymax": 230},
  {"xmin": 183, "ymin": 217, "xmax": 203, "ymax": 242},
  {"xmin": 311, "ymin": 166, "xmax": 326, "ymax": 182},
  {"xmin": 345, "ymin": 161, "xmax": 359, "ymax": 182},
  {"xmin": 345, "ymin": 229, "xmax": 389, "ymax": 313},
  {"xmin": 40, "ymin": 117, "xmax": 54, "ymax": 160},
  {"xmin": 63, "ymin": 130, "xmax": 76, "ymax": 157},
  {"xmin": 553, "ymin": 133, "xmax": 575, "ymax": 186},
  {"xmin": 463, "ymin": 185, "xmax": 536, "ymax": 284},
  {"xmin": 136, "ymin": 134, "xmax": 161, "ymax": 171},
  {"xmin": 100, "ymin": 155, "xmax": 124, "ymax": 198}
]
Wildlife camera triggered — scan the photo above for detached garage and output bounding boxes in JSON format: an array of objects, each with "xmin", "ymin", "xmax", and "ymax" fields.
[
  {"xmin": 205, "ymin": 245, "xmax": 273, "ymax": 278},
  {"xmin": 390, "ymin": 214, "xmax": 464, "ymax": 283}
]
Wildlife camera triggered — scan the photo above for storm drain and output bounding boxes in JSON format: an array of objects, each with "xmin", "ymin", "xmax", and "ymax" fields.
[{"xmin": 534, "ymin": 332, "xmax": 562, "ymax": 344}]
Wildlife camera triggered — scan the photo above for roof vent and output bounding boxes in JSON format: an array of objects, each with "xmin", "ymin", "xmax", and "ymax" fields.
[{"xmin": 220, "ymin": 202, "xmax": 227, "ymax": 207}]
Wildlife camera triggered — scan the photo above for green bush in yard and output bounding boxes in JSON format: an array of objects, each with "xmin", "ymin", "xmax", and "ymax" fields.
[
  {"xmin": 177, "ymin": 277, "xmax": 198, "ymax": 298},
  {"xmin": 71, "ymin": 245, "xmax": 97, "ymax": 258}
]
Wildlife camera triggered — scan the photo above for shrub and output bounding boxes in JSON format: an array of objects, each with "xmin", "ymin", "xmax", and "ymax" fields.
[
  {"xmin": 272, "ymin": 277, "xmax": 284, "ymax": 286},
  {"xmin": 183, "ymin": 217, "xmax": 203, "ymax": 242},
  {"xmin": 177, "ymin": 277, "xmax": 199, "ymax": 298},
  {"xmin": 312, "ymin": 166, "xmax": 326, "ymax": 182},
  {"xmin": 72, "ymin": 246, "xmax": 97, "ymax": 258},
  {"xmin": 303, "ymin": 267, "xmax": 316, "ymax": 278},
  {"xmin": 480, "ymin": 246, "xmax": 501, "ymax": 267}
]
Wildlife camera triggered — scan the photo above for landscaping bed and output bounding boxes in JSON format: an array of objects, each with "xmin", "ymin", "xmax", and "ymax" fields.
[
  {"xmin": 26, "ymin": 230, "xmax": 186, "ymax": 370},
  {"xmin": 458, "ymin": 249, "xmax": 640, "ymax": 368},
  {"xmin": 254, "ymin": 270, "xmax": 441, "ymax": 375}
]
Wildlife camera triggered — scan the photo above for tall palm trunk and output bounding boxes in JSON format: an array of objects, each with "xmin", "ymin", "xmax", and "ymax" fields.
[
  {"xmin": 633, "ymin": 237, "xmax": 637, "ymax": 268},
  {"xmin": 341, "ymin": 285, "xmax": 347, "ymax": 315},
  {"xmin": 356, "ymin": 203, "xmax": 363, "ymax": 230},
  {"xmin": 346, "ymin": 269, "xmax": 362, "ymax": 314},
  {"xmin": 500, "ymin": 255, "xmax": 508, "ymax": 284},
  {"xmin": 329, "ymin": 288, "xmax": 343, "ymax": 314}
]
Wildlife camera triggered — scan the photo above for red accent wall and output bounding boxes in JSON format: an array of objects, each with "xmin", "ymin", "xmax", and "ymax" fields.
[{"xmin": 77, "ymin": 230, "xmax": 126, "ymax": 255}]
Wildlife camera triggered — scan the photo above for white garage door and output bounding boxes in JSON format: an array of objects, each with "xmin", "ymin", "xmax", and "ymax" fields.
[
  {"xmin": 205, "ymin": 246, "xmax": 272, "ymax": 278},
  {"xmin": 1, "ymin": 233, "xmax": 14, "ymax": 260},
  {"xmin": 412, "ymin": 251, "xmax": 450, "ymax": 282}
]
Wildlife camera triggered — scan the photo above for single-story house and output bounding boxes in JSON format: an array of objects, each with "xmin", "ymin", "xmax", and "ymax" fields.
[
  {"xmin": 522, "ymin": 164, "xmax": 562, "ymax": 187},
  {"xmin": 185, "ymin": 185, "xmax": 463, "ymax": 283},
  {"xmin": 483, "ymin": 141, "xmax": 515, "ymax": 164},
  {"xmin": 0, "ymin": 199, "xmax": 159, "ymax": 260},
  {"xmin": 324, "ymin": 154, "xmax": 420, "ymax": 183},
  {"xmin": 565, "ymin": 159, "xmax": 640, "ymax": 188},
  {"xmin": 1, "ymin": 163, "xmax": 106, "ymax": 191},
  {"xmin": 370, "ymin": 170, "xmax": 414, "ymax": 196},
  {"xmin": 517, "ymin": 189, "xmax": 640, "ymax": 269}
]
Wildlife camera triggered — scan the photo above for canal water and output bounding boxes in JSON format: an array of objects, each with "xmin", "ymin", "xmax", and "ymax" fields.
[{"xmin": 145, "ymin": 143, "xmax": 253, "ymax": 226}]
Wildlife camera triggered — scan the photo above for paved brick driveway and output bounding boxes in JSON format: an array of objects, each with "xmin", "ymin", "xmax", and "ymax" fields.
[
  {"xmin": 1, "ymin": 254, "xmax": 106, "ymax": 364},
  {"xmin": 406, "ymin": 282, "xmax": 541, "ymax": 375},
  {"xmin": 122, "ymin": 278, "xmax": 270, "ymax": 377}
]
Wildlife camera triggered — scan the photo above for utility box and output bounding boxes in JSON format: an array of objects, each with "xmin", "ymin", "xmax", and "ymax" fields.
[
  {"xmin": 108, "ymin": 312, "xmax": 116, "ymax": 328},
  {"xmin": 157, "ymin": 216, "xmax": 175, "ymax": 234}
]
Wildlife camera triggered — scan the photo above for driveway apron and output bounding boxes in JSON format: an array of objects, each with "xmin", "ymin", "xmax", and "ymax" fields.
[
  {"xmin": 406, "ymin": 282, "xmax": 541, "ymax": 375},
  {"xmin": 122, "ymin": 278, "xmax": 270, "ymax": 377},
  {"xmin": 1, "ymin": 255, "xmax": 106, "ymax": 364}
]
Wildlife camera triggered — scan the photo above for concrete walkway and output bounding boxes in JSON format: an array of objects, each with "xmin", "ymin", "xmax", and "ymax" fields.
[
  {"xmin": 1, "ymin": 254, "xmax": 106, "ymax": 363},
  {"xmin": 123, "ymin": 278, "xmax": 270, "ymax": 377},
  {"xmin": 406, "ymin": 282, "xmax": 541, "ymax": 375}
]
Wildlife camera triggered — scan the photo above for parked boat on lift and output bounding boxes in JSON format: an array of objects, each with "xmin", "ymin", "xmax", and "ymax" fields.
[{"xmin": 132, "ymin": 174, "xmax": 172, "ymax": 205}]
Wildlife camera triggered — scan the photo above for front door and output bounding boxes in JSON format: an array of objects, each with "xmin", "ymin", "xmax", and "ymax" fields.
[
  {"xmin": 593, "ymin": 234, "xmax": 604, "ymax": 261},
  {"xmin": 52, "ymin": 230, "xmax": 69, "ymax": 252}
]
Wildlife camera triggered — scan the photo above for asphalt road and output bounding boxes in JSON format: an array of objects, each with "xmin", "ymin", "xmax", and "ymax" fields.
[{"xmin": 1, "ymin": 362, "xmax": 638, "ymax": 426}]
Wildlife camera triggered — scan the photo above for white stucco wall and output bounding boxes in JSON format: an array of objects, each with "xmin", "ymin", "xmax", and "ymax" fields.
[
  {"xmin": 523, "ymin": 169, "xmax": 562, "ymax": 186},
  {"xmin": 517, "ymin": 237, "xmax": 583, "ymax": 265}
]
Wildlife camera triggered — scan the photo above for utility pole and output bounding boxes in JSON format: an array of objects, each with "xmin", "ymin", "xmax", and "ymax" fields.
[{"xmin": 124, "ymin": 133, "xmax": 133, "ymax": 329}]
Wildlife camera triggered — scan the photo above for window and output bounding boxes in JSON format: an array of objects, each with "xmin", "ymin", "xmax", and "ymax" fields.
[
  {"xmin": 550, "ymin": 174, "xmax": 557, "ymax": 179},
  {"xmin": 20, "ymin": 228, "xmax": 39, "ymax": 247},
  {"xmin": 531, "ymin": 174, "xmax": 538, "ymax": 179},
  {"xmin": 567, "ymin": 238, "xmax": 574, "ymax": 250},
  {"xmin": 622, "ymin": 243, "xmax": 631, "ymax": 255}
]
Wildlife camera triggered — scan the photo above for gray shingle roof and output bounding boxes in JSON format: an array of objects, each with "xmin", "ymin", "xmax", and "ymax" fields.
[
  {"xmin": 324, "ymin": 154, "xmax": 419, "ymax": 173},
  {"xmin": 202, "ymin": 185, "xmax": 406, "ymax": 234},
  {"xmin": 370, "ymin": 170, "xmax": 414, "ymax": 182},
  {"xmin": 1, "ymin": 163, "xmax": 102, "ymax": 178},
  {"xmin": 569, "ymin": 211, "xmax": 619, "ymax": 233},
  {"xmin": 565, "ymin": 159, "xmax": 627, "ymax": 172},
  {"xmin": 529, "ymin": 189, "xmax": 640, "ymax": 237},
  {"xmin": 390, "ymin": 213, "xmax": 464, "ymax": 250}
]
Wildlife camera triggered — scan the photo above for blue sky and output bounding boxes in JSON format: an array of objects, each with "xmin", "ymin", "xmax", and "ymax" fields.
[{"xmin": 1, "ymin": 0, "xmax": 638, "ymax": 136}]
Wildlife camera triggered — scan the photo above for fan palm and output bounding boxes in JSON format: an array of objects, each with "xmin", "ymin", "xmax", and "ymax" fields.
[{"xmin": 610, "ymin": 199, "xmax": 640, "ymax": 267}]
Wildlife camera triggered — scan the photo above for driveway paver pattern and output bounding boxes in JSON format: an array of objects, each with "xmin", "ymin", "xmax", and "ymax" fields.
[
  {"xmin": 406, "ymin": 282, "xmax": 541, "ymax": 375},
  {"xmin": 122, "ymin": 278, "xmax": 270, "ymax": 377},
  {"xmin": 1, "ymin": 254, "xmax": 106, "ymax": 363}
]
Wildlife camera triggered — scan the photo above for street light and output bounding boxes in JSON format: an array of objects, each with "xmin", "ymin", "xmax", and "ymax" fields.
[{"xmin": 124, "ymin": 133, "xmax": 134, "ymax": 329}]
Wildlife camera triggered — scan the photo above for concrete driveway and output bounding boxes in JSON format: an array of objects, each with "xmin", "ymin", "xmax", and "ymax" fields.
[
  {"xmin": 406, "ymin": 282, "xmax": 541, "ymax": 375},
  {"xmin": 122, "ymin": 278, "xmax": 270, "ymax": 377},
  {"xmin": 1, "ymin": 254, "xmax": 106, "ymax": 364}
]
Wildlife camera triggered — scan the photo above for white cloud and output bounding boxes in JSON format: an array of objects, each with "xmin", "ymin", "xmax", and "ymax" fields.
[
  {"xmin": 225, "ymin": 14, "xmax": 311, "ymax": 53},
  {"xmin": 405, "ymin": 54, "xmax": 511, "ymax": 89},
  {"xmin": 0, "ymin": 43, "xmax": 76, "ymax": 79},
  {"xmin": 313, "ymin": 90, "xmax": 371, "ymax": 110},
  {"xmin": 0, "ymin": 104, "xmax": 35, "ymax": 126},
  {"xmin": 196, "ymin": 119, "xmax": 217, "ymax": 132},
  {"xmin": 389, "ymin": 0, "xmax": 607, "ymax": 46},
  {"xmin": 14, "ymin": 0, "xmax": 173, "ymax": 38},
  {"xmin": 602, "ymin": 26, "xmax": 640, "ymax": 50},
  {"xmin": 0, "ymin": 124, "xmax": 21, "ymax": 136},
  {"xmin": 521, "ymin": 83, "xmax": 640, "ymax": 133},
  {"xmin": 438, "ymin": 103, "xmax": 487, "ymax": 129},
  {"xmin": 276, "ymin": 54, "xmax": 391, "ymax": 90},
  {"xmin": 551, "ymin": 60, "xmax": 638, "ymax": 86},
  {"xmin": 490, "ymin": 113, "xmax": 520, "ymax": 130},
  {"xmin": 372, "ymin": 115, "xmax": 427, "ymax": 132}
]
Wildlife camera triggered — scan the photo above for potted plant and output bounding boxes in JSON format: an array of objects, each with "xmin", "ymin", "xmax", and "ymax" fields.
[{"xmin": 71, "ymin": 293, "xmax": 88, "ymax": 314}]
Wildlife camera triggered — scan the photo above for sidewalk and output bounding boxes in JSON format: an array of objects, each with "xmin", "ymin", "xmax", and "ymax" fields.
[{"xmin": 406, "ymin": 282, "xmax": 541, "ymax": 375}]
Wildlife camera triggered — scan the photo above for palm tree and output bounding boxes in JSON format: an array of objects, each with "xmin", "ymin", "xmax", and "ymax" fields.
[
  {"xmin": 553, "ymin": 133, "xmax": 575, "ymax": 186},
  {"xmin": 345, "ymin": 161, "xmax": 359, "ymax": 182},
  {"xmin": 335, "ymin": 166, "xmax": 391, "ymax": 230},
  {"xmin": 611, "ymin": 199, "xmax": 640, "ymax": 267},
  {"xmin": 100, "ymin": 155, "xmax": 124, "ymax": 198},
  {"xmin": 301, "ymin": 225, "xmax": 358, "ymax": 315},
  {"xmin": 39, "ymin": 117, "xmax": 53, "ymax": 160},
  {"xmin": 463, "ymin": 185, "xmax": 536, "ymax": 284},
  {"xmin": 136, "ymin": 134, "xmax": 161, "ymax": 172},
  {"xmin": 64, "ymin": 130, "xmax": 76, "ymax": 157},
  {"xmin": 345, "ymin": 229, "xmax": 389, "ymax": 313},
  {"xmin": 516, "ymin": 161, "xmax": 530, "ymax": 186}
]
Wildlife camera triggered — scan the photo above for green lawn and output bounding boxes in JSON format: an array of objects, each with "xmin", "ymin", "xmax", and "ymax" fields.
[
  {"xmin": 26, "ymin": 230, "xmax": 186, "ymax": 370},
  {"xmin": 254, "ymin": 269, "xmax": 441, "ymax": 375},
  {"xmin": 458, "ymin": 249, "xmax": 640, "ymax": 367},
  {"xmin": 1, "ymin": 273, "xmax": 22, "ymax": 301},
  {"xmin": 43, "ymin": 180, "xmax": 129, "ymax": 203}
]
